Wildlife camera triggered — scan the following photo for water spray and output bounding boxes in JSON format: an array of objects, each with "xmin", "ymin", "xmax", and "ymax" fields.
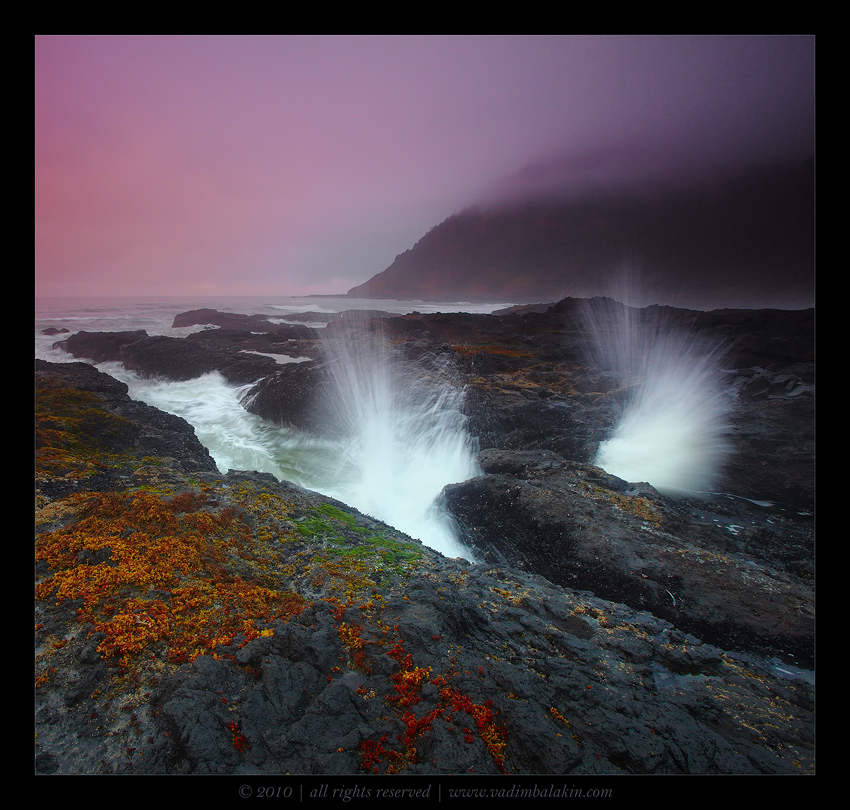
[
  {"xmin": 316, "ymin": 314, "xmax": 479, "ymax": 557},
  {"xmin": 583, "ymin": 297, "xmax": 731, "ymax": 495}
]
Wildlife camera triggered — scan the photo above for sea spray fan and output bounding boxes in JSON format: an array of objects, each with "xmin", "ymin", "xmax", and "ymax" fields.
[
  {"xmin": 584, "ymin": 298, "xmax": 731, "ymax": 494},
  {"xmin": 317, "ymin": 314, "xmax": 479, "ymax": 557}
]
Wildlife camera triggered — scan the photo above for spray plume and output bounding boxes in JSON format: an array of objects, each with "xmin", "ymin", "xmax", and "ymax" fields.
[
  {"xmin": 582, "ymin": 296, "xmax": 731, "ymax": 495},
  {"xmin": 315, "ymin": 314, "xmax": 479, "ymax": 557}
]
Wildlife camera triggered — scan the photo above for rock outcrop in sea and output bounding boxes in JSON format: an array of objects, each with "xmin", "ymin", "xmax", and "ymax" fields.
[{"xmin": 36, "ymin": 297, "xmax": 814, "ymax": 777}]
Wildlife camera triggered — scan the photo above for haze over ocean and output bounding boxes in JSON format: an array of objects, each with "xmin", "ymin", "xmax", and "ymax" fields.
[{"xmin": 35, "ymin": 296, "xmax": 514, "ymax": 345}]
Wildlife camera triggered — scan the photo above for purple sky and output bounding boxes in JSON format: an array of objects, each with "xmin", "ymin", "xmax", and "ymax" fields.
[{"xmin": 35, "ymin": 35, "xmax": 815, "ymax": 298}]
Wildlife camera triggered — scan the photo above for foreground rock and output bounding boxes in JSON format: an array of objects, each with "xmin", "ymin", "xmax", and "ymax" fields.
[
  {"xmin": 440, "ymin": 449, "xmax": 814, "ymax": 667},
  {"xmin": 35, "ymin": 361, "xmax": 814, "ymax": 775}
]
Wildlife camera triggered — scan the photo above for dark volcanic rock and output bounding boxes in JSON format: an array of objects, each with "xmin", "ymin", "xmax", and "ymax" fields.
[
  {"xmin": 55, "ymin": 331, "xmax": 280, "ymax": 385},
  {"xmin": 185, "ymin": 326, "xmax": 320, "ymax": 351},
  {"xmin": 172, "ymin": 308, "xmax": 325, "ymax": 342},
  {"xmin": 52, "ymin": 300, "xmax": 815, "ymax": 513},
  {"xmin": 419, "ymin": 299, "xmax": 815, "ymax": 510},
  {"xmin": 35, "ymin": 359, "xmax": 218, "ymax": 500},
  {"xmin": 35, "ymin": 356, "xmax": 815, "ymax": 776},
  {"xmin": 171, "ymin": 308, "xmax": 278, "ymax": 331},
  {"xmin": 239, "ymin": 360, "xmax": 329, "ymax": 432},
  {"xmin": 724, "ymin": 388, "xmax": 814, "ymax": 508},
  {"xmin": 119, "ymin": 335, "xmax": 278, "ymax": 384},
  {"xmin": 441, "ymin": 450, "xmax": 814, "ymax": 667},
  {"xmin": 55, "ymin": 319, "xmax": 322, "ymax": 384},
  {"xmin": 56, "ymin": 330, "xmax": 149, "ymax": 363}
]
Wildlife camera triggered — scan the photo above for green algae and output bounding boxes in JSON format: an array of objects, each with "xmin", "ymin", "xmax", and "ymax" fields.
[{"xmin": 295, "ymin": 502, "xmax": 424, "ymax": 573}]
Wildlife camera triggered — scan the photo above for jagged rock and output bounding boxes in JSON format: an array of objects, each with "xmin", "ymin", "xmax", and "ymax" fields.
[
  {"xmin": 239, "ymin": 360, "xmax": 329, "ymax": 432},
  {"xmin": 171, "ymin": 308, "xmax": 278, "ymax": 331},
  {"xmin": 118, "ymin": 334, "xmax": 278, "ymax": 385},
  {"xmin": 35, "ymin": 359, "xmax": 218, "ymax": 480},
  {"xmin": 34, "ymin": 360, "xmax": 815, "ymax": 776},
  {"xmin": 54, "ymin": 331, "xmax": 279, "ymax": 385},
  {"xmin": 184, "ymin": 326, "xmax": 319, "ymax": 354},
  {"xmin": 53, "ymin": 301, "xmax": 815, "ymax": 512},
  {"xmin": 172, "ymin": 308, "xmax": 326, "ymax": 342},
  {"xmin": 440, "ymin": 451, "xmax": 814, "ymax": 666}
]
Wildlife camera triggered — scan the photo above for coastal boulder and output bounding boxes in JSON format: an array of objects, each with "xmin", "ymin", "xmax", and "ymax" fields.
[
  {"xmin": 55, "ymin": 330, "xmax": 148, "ymax": 363},
  {"xmin": 35, "ymin": 359, "xmax": 218, "ymax": 488},
  {"xmin": 239, "ymin": 361, "xmax": 329, "ymax": 432}
]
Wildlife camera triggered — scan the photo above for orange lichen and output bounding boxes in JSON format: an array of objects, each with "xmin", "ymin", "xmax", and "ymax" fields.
[
  {"xmin": 387, "ymin": 642, "xmax": 432, "ymax": 709},
  {"xmin": 36, "ymin": 667, "xmax": 57, "ymax": 688},
  {"xmin": 36, "ymin": 490, "xmax": 305, "ymax": 667},
  {"xmin": 436, "ymin": 684, "xmax": 508, "ymax": 773},
  {"xmin": 337, "ymin": 620, "xmax": 369, "ymax": 671},
  {"xmin": 360, "ymin": 736, "xmax": 406, "ymax": 773},
  {"xmin": 550, "ymin": 706, "xmax": 570, "ymax": 726}
]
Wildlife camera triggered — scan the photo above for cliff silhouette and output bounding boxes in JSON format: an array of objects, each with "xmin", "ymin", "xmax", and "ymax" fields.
[{"xmin": 347, "ymin": 157, "xmax": 814, "ymax": 310}]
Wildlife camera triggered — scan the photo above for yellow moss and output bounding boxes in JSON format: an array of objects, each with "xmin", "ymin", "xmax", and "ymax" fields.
[
  {"xmin": 36, "ymin": 667, "xmax": 57, "ymax": 688},
  {"xmin": 35, "ymin": 384, "xmax": 138, "ymax": 479},
  {"xmin": 550, "ymin": 706, "xmax": 570, "ymax": 726}
]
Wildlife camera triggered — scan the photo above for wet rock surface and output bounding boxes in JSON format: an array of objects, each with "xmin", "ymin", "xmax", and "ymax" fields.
[
  {"xmin": 37, "ymin": 297, "xmax": 815, "ymax": 776},
  {"xmin": 440, "ymin": 451, "xmax": 813, "ymax": 667}
]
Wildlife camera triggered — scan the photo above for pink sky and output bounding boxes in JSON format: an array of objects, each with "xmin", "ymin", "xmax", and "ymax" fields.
[{"xmin": 35, "ymin": 35, "xmax": 814, "ymax": 298}]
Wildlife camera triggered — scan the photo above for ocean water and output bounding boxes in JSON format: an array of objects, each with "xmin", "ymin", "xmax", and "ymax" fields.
[{"xmin": 36, "ymin": 295, "xmax": 513, "ymax": 559}]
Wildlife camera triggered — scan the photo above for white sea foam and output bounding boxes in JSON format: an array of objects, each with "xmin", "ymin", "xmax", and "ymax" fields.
[
  {"xmin": 97, "ymin": 364, "xmax": 326, "ymax": 482},
  {"xmin": 103, "ymin": 353, "xmax": 478, "ymax": 558}
]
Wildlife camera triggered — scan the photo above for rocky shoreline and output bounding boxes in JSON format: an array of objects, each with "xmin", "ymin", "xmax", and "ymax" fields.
[{"xmin": 36, "ymin": 298, "xmax": 814, "ymax": 776}]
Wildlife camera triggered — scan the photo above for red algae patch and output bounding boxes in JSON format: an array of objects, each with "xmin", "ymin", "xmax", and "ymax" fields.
[{"xmin": 359, "ymin": 637, "xmax": 508, "ymax": 774}]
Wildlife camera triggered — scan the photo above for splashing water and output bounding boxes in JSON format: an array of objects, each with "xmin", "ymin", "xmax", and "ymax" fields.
[
  {"xmin": 584, "ymin": 298, "xmax": 731, "ymax": 495},
  {"xmin": 98, "ymin": 362, "xmax": 341, "ymax": 485},
  {"xmin": 103, "ymin": 333, "xmax": 479, "ymax": 560},
  {"xmin": 315, "ymin": 315, "xmax": 480, "ymax": 557}
]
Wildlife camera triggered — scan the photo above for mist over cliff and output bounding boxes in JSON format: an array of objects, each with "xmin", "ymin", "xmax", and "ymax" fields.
[{"xmin": 347, "ymin": 156, "xmax": 814, "ymax": 310}]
